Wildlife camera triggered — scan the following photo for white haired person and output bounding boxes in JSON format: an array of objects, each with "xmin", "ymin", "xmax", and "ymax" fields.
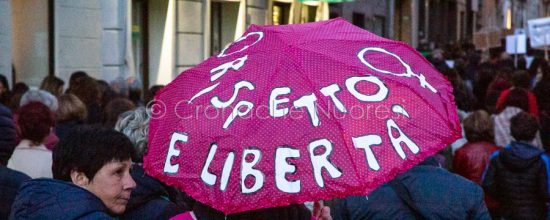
[{"xmin": 115, "ymin": 107, "xmax": 191, "ymax": 219}]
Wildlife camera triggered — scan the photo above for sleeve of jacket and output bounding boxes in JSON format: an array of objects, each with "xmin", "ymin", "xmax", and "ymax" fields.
[
  {"xmin": 481, "ymin": 154, "xmax": 499, "ymax": 199},
  {"xmin": 469, "ymin": 185, "xmax": 492, "ymax": 220},
  {"xmin": 538, "ymin": 154, "xmax": 550, "ymax": 201}
]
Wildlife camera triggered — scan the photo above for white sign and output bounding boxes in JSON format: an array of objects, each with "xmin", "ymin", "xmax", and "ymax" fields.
[
  {"xmin": 528, "ymin": 17, "xmax": 550, "ymax": 48},
  {"xmin": 506, "ymin": 34, "xmax": 527, "ymax": 54}
]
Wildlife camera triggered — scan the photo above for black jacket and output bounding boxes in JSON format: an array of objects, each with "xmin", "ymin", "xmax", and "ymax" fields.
[
  {"xmin": 0, "ymin": 103, "xmax": 16, "ymax": 166},
  {"xmin": 482, "ymin": 141, "xmax": 550, "ymax": 219}
]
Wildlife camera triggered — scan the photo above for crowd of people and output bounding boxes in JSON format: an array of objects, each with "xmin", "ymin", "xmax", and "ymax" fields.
[{"xmin": 1, "ymin": 42, "xmax": 550, "ymax": 219}]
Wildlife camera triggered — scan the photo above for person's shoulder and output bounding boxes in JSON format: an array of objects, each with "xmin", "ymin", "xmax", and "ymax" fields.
[{"xmin": 0, "ymin": 166, "xmax": 30, "ymax": 181}]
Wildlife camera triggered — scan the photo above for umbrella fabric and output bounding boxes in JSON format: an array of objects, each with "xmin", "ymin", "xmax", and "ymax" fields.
[{"xmin": 144, "ymin": 18, "xmax": 461, "ymax": 215}]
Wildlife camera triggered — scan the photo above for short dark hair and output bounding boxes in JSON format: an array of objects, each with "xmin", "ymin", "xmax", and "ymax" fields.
[
  {"xmin": 511, "ymin": 70, "xmax": 531, "ymax": 89},
  {"xmin": 52, "ymin": 126, "xmax": 135, "ymax": 181},
  {"xmin": 511, "ymin": 112, "xmax": 539, "ymax": 142},
  {"xmin": 503, "ymin": 88, "xmax": 529, "ymax": 112}
]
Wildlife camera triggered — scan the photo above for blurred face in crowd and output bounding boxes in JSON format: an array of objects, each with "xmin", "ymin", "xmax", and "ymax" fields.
[{"xmin": 72, "ymin": 159, "xmax": 136, "ymax": 214}]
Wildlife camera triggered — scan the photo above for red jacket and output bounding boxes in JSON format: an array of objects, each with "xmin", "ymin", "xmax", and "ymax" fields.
[
  {"xmin": 495, "ymin": 88, "xmax": 539, "ymax": 117},
  {"xmin": 453, "ymin": 141, "xmax": 499, "ymax": 211}
]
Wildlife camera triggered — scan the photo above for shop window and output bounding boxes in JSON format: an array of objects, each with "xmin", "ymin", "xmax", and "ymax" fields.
[
  {"xmin": 273, "ymin": 2, "xmax": 291, "ymax": 25},
  {"xmin": 300, "ymin": 5, "xmax": 317, "ymax": 23}
]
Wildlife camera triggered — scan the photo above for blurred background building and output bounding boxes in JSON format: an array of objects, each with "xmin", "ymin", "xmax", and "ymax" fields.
[{"xmin": 0, "ymin": 0, "xmax": 547, "ymax": 90}]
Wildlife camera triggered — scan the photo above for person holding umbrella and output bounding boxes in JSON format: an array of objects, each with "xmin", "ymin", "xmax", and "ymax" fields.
[{"xmin": 144, "ymin": 18, "xmax": 462, "ymax": 216}]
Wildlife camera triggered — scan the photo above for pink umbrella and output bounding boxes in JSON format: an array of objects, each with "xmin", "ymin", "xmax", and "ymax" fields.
[{"xmin": 144, "ymin": 18, "xmax": 461, "ymax": 214}]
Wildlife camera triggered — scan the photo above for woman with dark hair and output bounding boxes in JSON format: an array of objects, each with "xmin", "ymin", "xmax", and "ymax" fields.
[
  {"xmin": 69, "ymin": 76, "xmax": 103, "ymax": 124},
  {"xmin": 7, "ymin": 102, "xmax": 54, "ymax": 178},
  {"xmin": 65, "ymin": 71, "xmax": 88, "ymax": 94},
  {"xmin": 40, "ymin": 75, "xmax": 65, "ymax": 97},
  {"xmin": 10, "ymin": 126, "xmax": 137, "ymax": 219}
]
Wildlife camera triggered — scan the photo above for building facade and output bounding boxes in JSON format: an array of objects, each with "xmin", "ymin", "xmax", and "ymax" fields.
[{"xmin": 0, "ymin": 0, "xmax": 335, "ymax": 89}]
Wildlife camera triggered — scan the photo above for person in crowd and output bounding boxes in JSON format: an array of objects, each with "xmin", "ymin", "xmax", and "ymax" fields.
[
  {"xmin": 17, "ymin": 89, "xmax": 59, "ymax": 150},
  {"xmin": 331, "ymin": 156, "xmax": 490, "ymax": 219},
  {"xmin": 65, "ymin": 71, "xmax": 88, "ymax": 94},
  {"xmin": 0, "ymin": 103, "xmax": 16, "ymax": 166},
  {"xmin": 493, "ymin": 88, "xmax": 543, "ymax": 148},
  {"xmin": 40, "ymin": 75, "xmax": 65, "ymax": 97},
  {"xmin": 482, "ymin": 112, "xmax": 550, "ymax": 219},
  {"xmin": 10, "ymin": 126, "xmax": 137, "ymax": 219},
  {"xmin": 534, "ymin": 62, "xmax": 550, "ymax": 148},
  {"xmin": 442, "ymin": 68, "xmax": 472, "ymax": 111},
  {"xmin": 0, "ymin": 74, "xmax": 10, "ymax": 105},
  {"xmin": 452, "ymin": 110, "xmax": 499, "ymax": 217},
  {"xmin": 55, "ymin": 94, "xmax": 87, "ymax": 140},
  {"xmin": 97, "ymin": 80, "xmax": 118, "ymax": 108},
  {"xmin": 103, "ymin": 98, "xmax": 135, "ymax": 129},
  {"xmin": 115, "ymin": 107, "xmax": 190, "ymax": 219},
  {"xmin": 484, "ymin": 68, "xmax": 512, "ymax": 114},
  {"xmin": 69, "ymin": 76, "xmax": 103, "ymax": 124},
  {"xmin": 7, "ymin": 102, "xmax": 54, "ymax": 178},
  {"xmin": 473, "ymin": 68, "xmax": 495, "ymax": 110},
  {"xmin": 495, "ymin": 70, "xmax": 539, "ymax": 116},
  {"xmin": 144, "ymin": 85, "xmax": 165, "ymax": 105},
  {"xmin": 6, "ymin": 82, "xmax": 29, "ymax": 113},
  {"xmin": 0, "ymin": 103, "xmax": 31, "ymax": 219}
]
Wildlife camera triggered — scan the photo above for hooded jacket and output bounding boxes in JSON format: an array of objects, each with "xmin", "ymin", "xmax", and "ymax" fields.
[
  {"xmin": 332, "ymin": 158, "xmax": 490, "ymax": 220},
  {"xmin": 482, "ymin": 141, "xmax": 550, "ymax": 219},
  {"xmin": 9, "ymin": 179, "xmax": 115, "ymax": 220}
]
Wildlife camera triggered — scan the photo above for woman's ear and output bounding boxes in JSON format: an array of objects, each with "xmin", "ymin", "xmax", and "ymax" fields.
[{"xmin": 70, "ymin": 170, "xmax": 90, "ymax": 187}]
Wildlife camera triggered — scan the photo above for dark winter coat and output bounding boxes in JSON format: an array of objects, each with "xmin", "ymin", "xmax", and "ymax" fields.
[
  {"xmin": 332, "ymin": 159, "xmax": 490, "ymax": 220},
  {"xmin": 0, "ymin": 166, "xmax": 30, "ymax": 219},
  {"xmin": 122, "ymin": 165, "xmax": 189, "ymax": 219},
  {"xmin": 55, "ymin": 120, "xmax": 84, "ymax": 140},
  {"xmin": 9, "ymin": 179, "xmax": 115, "ymax": 219},
  {"xmin": 0, "ymin": 103, "xmax": 16, "ymax": 166},
  {"xmin": 482, "ymin": 141, "xmax": 550, "ymax": 220}
]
